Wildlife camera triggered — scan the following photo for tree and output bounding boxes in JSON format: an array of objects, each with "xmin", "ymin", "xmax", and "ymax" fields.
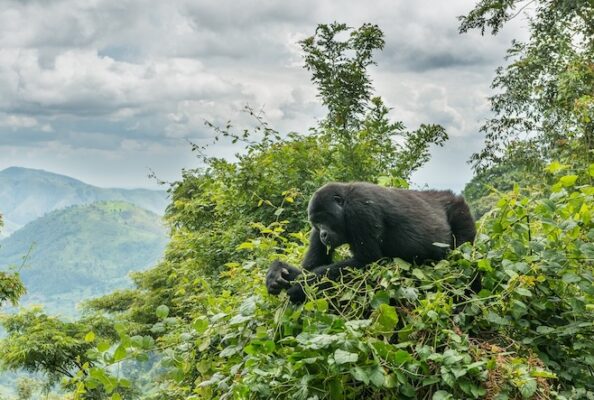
[
  {"xmin": 0, "ymin": 309, "xmax": 135, "ymax": 399},
  {"xmin": 301, "ymin": 23, "xmax": 448, "ymax": 181},
  {"xmin": 460, "ymin": 0, "xmax": 594, "ymax": 171},
  {"xmin": 0, "ymin": 212, "xmax": 25, "ymax": 307},
  {"xmin": 16, "ymin": 377, "xmax": 39, "ymax": 400}
]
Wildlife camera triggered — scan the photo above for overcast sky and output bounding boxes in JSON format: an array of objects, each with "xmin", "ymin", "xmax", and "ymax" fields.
[{"xmin": 0, "ymin": 0, "xmax": 529, "ymax": 191}]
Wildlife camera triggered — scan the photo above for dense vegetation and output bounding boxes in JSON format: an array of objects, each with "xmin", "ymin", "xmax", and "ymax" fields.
[
  {"xmin": 0, "ymin": 214, "xmax": 25, "ymax": 309},
  {"xmin": 0, "ymin": 1, "xmax": 593, "ymax": 398}
]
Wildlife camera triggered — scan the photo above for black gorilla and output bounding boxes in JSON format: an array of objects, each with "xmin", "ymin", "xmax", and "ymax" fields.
[{"xmin": 266, "ymin": 182, "xmax": 476, "ymax": 303}]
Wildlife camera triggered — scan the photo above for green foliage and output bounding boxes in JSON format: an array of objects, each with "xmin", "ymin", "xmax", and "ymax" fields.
[
  {"xmin": 123, "ymin": 162, "xmax": 593, "ymax": 399},
  {"xmin": 301, "ymin": 23, "xmax": 448, "ymax": 181},
  {"xmin": 463, "ymin": 141, "xmax": 546, "ymax": 218},
  {"xmin": 301, "ymin": 22, "xmax": 385, "ymax": 131},
  {"xmin": 0, "ymin": 213, "xmax": 25, "ymax": 307},
  {"xmin": 0, "ymin": 308, "xmax": 146, "ymax": 399},
  {"xmin": 0, "ymin": 270, "xmax": 25, "ymax": 307},
  {"xmin": 460, "ymin": 0, "xmax": 594, "ymax": 172}
]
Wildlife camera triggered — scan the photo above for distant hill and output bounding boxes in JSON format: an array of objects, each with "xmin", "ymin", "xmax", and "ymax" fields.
[
  {"xmin": 0, "ymin": 167, "xmax": 168, "ymax": 237},
  {"xmin": 0, "ymin": 201, "xmax": 168, "ymax": 315}
]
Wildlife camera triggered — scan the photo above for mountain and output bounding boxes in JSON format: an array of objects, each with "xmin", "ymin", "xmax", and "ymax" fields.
[
  {"xmin": 0, "ymin": 167, "xmax": 168, "ymax": 237},
  {"xmin": 0, "ymin": 201, "xmax": 168, "ymax": 315}
]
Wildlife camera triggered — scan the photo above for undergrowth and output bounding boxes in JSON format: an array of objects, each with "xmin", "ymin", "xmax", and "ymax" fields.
[{"xmin": 128, "ymin": 162, "xmax": 594, "ymax": 400}]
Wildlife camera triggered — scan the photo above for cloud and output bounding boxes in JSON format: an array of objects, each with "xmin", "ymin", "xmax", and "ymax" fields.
[
  {"xmin": 0, "ymin": 49, "xmax": 236, "ymax": 116},
  {"xmin": 0, "ymin": 0, "xmax": 529, "ymax": 189},
  {"xmin": 0, "ymin": 113, "xmax": 52, "ymax": 131}
]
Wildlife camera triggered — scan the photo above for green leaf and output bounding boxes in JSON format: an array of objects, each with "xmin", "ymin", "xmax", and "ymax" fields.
[
  {"xmin": 334, "ymin": 349, "xmax": 358, "ymax": 364},
  {"xmin": 193, "ymin": 317, "xmax": 209, "ymax": 334},
  {"xmin": 559, "ymin": 175, "xmax": 578, "ymax": 187},
  {"xmin": 531, "ymin": 369, "xmax": 557, "ymax": 379},
  {"xmin": 546, "ymin": 161, "xmax": 568, "ymax": 174},
  {"xmin": 85, "ymin": 331, "xmax": 96, "ymax": 343},
  {"xmin": 239, "ymin": 296, "xmax": 257, "ymax": 316},
  {"xmin": 477, "ymin": 259, "xmax": 492, "ymax": 272},
  {"xmin": 350, "ymin": 366, "xmax": 369, "ymax": 384},
  {"xmin": 514, "ymin": 287, "xmax": 532, "ymax": 297},
  {"xmin": 562, "ymin": 273, "xmax": 581, "ymax": 283},
  {"xmin": 400, "ymin": 383, "xmax": 416, "ymax": 397},
  {"xmin": 113, "ymin": 345, "xmax": 127, "ymax": 362},
  {"xmin": 392, "ymin": 349, "xmax": 413, "ymax": 365},
  {"xmin": 305, "ymin": 298, "xmax": 328, "ymax": 312},
  {"xmin": 519, "ymin": 378, "xmax": 537, "ymax": 398},
  {"xmin": 371, "ymin": 290, "xmax": 390, "ymax": 308},
  {"xmin": 412, "ymin": 268, "xmax": 426, "ymax": 280},
  {"xmin": 97, "ymin": 340, "xmax": 111, "ymax": 352},
  {"xmin": 220, "ymin": 345, "xmax": 239, "ymax": 357},
  {"xmin": 432, "ymin": 391, "xmax": 452, "ymax": 400},
  {"xmin": 536, "ymin": 326, "xmax": 555, "ymax": 334},
  {"xmin": 156, "ymin": 305, "xmax": 169, "ymax": 319},
  {"xmin": 372, "ymin": 303, "xmax": 399, "ymax": 334},
  {"xmin": 236, "ymin": 241, "xmax": 254, "ymax": 250},
  {"xmin": 485, "ymin": 311, "xmax": 508, "ymax": 325},
  {"xmin": 369, "ymin": 365, "xmax": 385, "ymax": 387}
]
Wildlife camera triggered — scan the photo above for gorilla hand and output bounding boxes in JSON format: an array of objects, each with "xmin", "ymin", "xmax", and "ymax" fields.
[
  {"xmin": 286, "ymin": 283, "xmax": 306, "ymax": 304},
  {"xmin": 266, "ymin": 260, "xmax": 303, "ymax": 295}
]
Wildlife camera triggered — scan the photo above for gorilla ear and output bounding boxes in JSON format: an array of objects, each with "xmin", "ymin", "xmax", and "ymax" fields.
[{"xmin": 333, "ymin": 195, "xmax": 344, "ymax": 206}]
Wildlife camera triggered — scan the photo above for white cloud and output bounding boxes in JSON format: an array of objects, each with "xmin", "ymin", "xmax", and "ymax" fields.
[
  {"xmin": 0, "ymin": 113, "xmax": 53, "ymax": 131},
  {"xmin": 0, "ymin": 48, "xmax": 236, "ymax": 116},
  {"xmin": 0, "ymin": 0, "xmax": 530, "ymax": 189}
]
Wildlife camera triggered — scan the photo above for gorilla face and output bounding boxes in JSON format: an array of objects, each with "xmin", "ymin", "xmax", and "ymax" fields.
[{"xmin": 308, "ymin": 183, "xmax": 348, "ymax": 249}]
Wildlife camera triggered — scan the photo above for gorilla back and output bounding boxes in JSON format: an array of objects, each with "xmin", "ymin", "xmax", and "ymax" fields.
[
  {"xmin": 308, "ymin": 182, "xmax": 475, "ymax": 264},
  {"xmin": 266, "ymin": 182, "xmax": 476, "ymax": 303}
]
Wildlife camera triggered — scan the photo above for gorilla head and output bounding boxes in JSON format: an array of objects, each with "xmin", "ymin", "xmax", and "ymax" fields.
[{"xmin": 307, "ymin": 183, "xmax": 348, "ymax": 249}]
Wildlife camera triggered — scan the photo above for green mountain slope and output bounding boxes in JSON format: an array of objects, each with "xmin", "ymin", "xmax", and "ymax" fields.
[
  {"xmin": 0, "ymin": 167, "xmax": 168, "ymax": 237},
  {"xmin": 0, "ymin": 201, "xmax": 168, "ymax": 314}
]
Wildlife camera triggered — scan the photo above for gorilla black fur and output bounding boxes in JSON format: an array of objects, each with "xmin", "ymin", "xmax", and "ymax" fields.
[{"xmin": 266, "ymin": 182, "xmax": 476, "ymax": 303}]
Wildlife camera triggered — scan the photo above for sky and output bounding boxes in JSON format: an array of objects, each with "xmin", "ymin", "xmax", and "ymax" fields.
[{"xmin": 0, "ymin": 0, "xmax": 529, "ymax": 191}]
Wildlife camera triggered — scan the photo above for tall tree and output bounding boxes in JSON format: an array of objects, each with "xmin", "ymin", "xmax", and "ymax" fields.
[
  {"xmin": 460, "ymin": 0, "xmax": 594, "ymax": 171},
  {"xmin": 301, "ymin": 23, "xmax": 448, "ymax": 181}
]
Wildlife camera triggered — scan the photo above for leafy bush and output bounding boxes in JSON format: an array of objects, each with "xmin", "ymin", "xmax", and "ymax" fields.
[{"xmin": 119, "ymin": 162, "xmax": 586, "ymax": 400}]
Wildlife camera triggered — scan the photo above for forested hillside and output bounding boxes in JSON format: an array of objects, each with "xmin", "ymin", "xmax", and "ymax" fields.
[
  {"xmin": 0, "ymin": 167, "xmax": 168, "ymax": 237},
  {"xmin": 0, "ymin": 201, "xmax": 168, "ymax": 315},
  {"xmin": 0, "ymin": 1, "xmax": 592, "ymax": 399}
]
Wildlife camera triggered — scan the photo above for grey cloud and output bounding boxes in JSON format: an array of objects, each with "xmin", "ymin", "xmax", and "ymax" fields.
[
  {"xmin": 387, "ymin": 50, "xmax": 487, "ymax": 72},
  {"xmin": 182, "ymin": 1, "xmax": 317, "ymax": 30},
  {"xmin": 0, "ymin": 49, "xmax": 240, "ymax": 119},
  {"xmin": 0, "ymin": 0, "xmax": 529, "ymax": 189}
]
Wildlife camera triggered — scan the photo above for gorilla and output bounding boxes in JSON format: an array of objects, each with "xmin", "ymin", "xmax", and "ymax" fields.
[{"xmin": 266, "ymin": 182, "xmax": 476, "ymax": 303}]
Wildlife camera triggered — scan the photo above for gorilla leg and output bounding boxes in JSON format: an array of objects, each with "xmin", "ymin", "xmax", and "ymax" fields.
[{"xmin": 446, "ymin": 196, "xmax": 476, "ymax": 246}]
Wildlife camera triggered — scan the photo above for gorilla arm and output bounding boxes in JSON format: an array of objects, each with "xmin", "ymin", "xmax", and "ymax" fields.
[
  {"xmin": 302, "ymin": 228, "xmax": 334, "ymax": 270},
  {"xmin": 265, "ymin": 228, "xmax": 333, "ymax": 298},
  {"xmin": 284, "ymin": 205, "xmax": 385, "ymax": 303}
]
